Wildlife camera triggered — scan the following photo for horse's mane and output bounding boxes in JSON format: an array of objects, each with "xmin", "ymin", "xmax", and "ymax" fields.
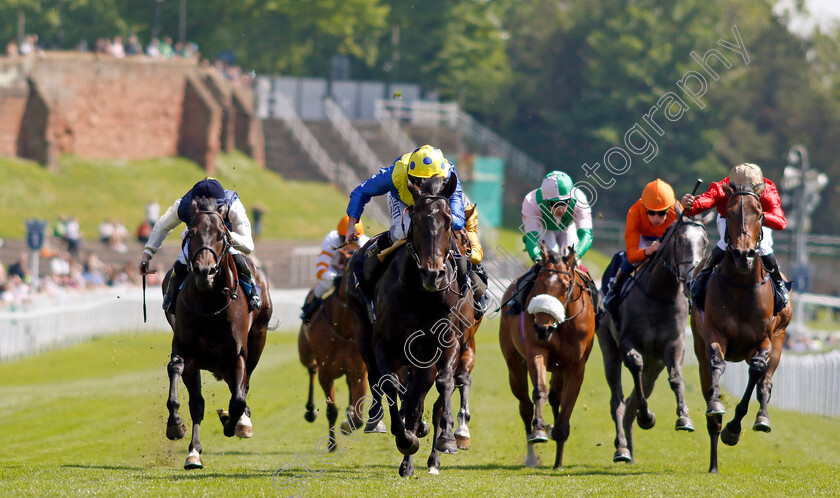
[
  {"xmin": 194, "ymin": 195, "xmax": 218, "ymax": 213},
  {"xmin": 420, "ymin": 175, "xmax": 446, "ymax": 196}
]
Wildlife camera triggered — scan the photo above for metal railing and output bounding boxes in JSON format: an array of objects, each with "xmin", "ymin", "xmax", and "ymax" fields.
[
  {"xmin": 325, "ymin": 97, "xmax": 383, "ymax": 174},
  {"xmin": 374, "ymin": 102, "xmax": 416, "ymax": 153},
  {"xmin": 271, "ymin": 92, "xmax": 389, "ymax": 225}
]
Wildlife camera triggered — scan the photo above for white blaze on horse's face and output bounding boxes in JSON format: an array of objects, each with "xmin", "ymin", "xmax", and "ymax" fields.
[{"xmin": 674, "ymin": 222, "xmax": 708, "ymax": 282}]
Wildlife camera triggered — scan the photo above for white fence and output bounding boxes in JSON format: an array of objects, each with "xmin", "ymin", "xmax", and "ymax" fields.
[
  {"xmin": 0, "ymin": 286, "xmax": 311, "ymax": 363},
  {"xmin": 683, "ymin": 331, "xmax": 840, "ymax": 417}
]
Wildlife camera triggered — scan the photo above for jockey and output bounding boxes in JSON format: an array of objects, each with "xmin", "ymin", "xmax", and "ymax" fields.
[
  {"xmin": 506, "ymin": 171, "xmax": 595, "ymax": 314},
  {"xmin": 138, "ymin": 178, "xmax": 262, "ymax": 313},
  {"xmin": 602, "ymin": 179, "xmax": 679, "ymax": 317},
  {"xmin": 344, "ymin": 145, "xmax": 488, "ymax": 317},
  {"xmin": 299, "ymin": 216, "xmax": 369, "ymax": 324},
  {"xmin": 681, "ymin": 163, "xmax": 789, "ymax": 312}
]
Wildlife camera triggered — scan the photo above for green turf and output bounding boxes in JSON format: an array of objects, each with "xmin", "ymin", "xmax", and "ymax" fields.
[
  {"xmin": 0, "ymin": 152, "xmax": 382, "ymax": 241},
  {"xmin": 1, "ymin": 322, "xmax": 837, "ymax": 496}
]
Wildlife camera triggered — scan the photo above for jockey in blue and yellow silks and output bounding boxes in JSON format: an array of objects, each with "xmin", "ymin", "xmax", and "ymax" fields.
[{"xmin": 344, "ymin": 144, "xmax": 488, "ymax": 317}]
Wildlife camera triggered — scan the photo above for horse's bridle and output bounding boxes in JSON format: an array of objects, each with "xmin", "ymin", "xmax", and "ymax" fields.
[
  {"xmin": 661, "ymin": 219, "xmax": 707, "ymax": 284},
  {"xmin": 535, "ymin": 265, "xmax": 587, "ymax": 324},
  {"xmin": 185, "ymin": 210, "xmax": 232, "ymax": 273},
  {"xmin": 725, "ymin": 190, "xmax": 764, "ymax": 253},
  {"xmin": 404, "ymin": 195, "xmax": 459, "ymax": 292}
]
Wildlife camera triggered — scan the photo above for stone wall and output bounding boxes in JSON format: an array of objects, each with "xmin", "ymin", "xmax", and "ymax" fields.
[{"xmin": 0, "ymin": 53, "xmax": 262, "ymax": 170}]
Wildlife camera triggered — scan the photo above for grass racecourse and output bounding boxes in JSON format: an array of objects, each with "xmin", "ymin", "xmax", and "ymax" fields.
[{"xmin": 1, "ymin": 319, "xmax": 838, "ymax": 497}]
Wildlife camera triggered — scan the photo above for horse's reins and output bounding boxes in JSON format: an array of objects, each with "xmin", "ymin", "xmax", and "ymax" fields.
[
  {"xmin": 403, "ymin": 194, "xmax": 461, "ymax": 294},
  {"xmin": 725, "ymin": 190, "xmax": 764, "ymax": 252}
]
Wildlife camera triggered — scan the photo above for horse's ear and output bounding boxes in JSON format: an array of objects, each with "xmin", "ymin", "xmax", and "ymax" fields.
[
  {"xmin": 442, "ymin": 174, "xmax": 457, "ymax": 199},
  {"xmin": 722, "ymin": 182, "xmax": 734, "ymax": 198},
  {"xmin": 564, "ymin": 246, "xmax": 577, "ymax": 267},
  {"xmin": 408, "ymin": 180, "xmax": 422, "ymax": 203},
  {"xmin": 539, "ymin": 241, "xmax": 548, "ymax": 264},
  {"xmin": 754, "ymin": 182, "xmax": 766, "ymax": 196},
  {"xmin": 701, "ymin": 210, "xmax": 716, "ymax": 226}
]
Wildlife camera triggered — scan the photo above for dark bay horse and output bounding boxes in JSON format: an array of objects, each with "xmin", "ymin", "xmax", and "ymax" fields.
[
  {"xmin": 353, "ymin": 175, "xmax": 475, "ymax": 477},
  {"xmin": 596, "ymin": 217, "xmax": 708, "ymax": 463},
  {"xmin": 298, "ymin": 247, "xmax": 370, "ymax": 450},
  {"xmin": 162, "ymin": 196, "xmax": 273, "ymax": 470},
  {"xmin": 499, "ymin": 244, "xmax": 596, "ymax": 469},
  {"xmin": 690, "ymin": 187, "xmax": 791, "ymax": 473}
]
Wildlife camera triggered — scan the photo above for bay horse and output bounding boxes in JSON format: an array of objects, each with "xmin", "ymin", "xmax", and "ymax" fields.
[
  {"xmin": 690, "ymin": 186, "xmax": 791, "ymax": 473},
  {"xmin": 596, "ymin": 217, "xmax": 708, "ymax": 463},
  {"xmin": 162, "ymin": 196, "xmax": 273, "ymax": 470},
  {"xmin": 298, "ymin": 246, "xmax": 369, "ymax": 450},
  {"xmin": 351, "ymin": 175, "xmax": 475, "ymax": 477},
  {"xmin": 499, "ymin": 244, "xmax": 596, "ymax": 469}
]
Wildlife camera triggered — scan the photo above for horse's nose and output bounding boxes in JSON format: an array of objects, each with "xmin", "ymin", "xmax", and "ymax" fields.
[
  {"xmin": 533, "ymin": 322, "xmax": 556, "ymax": 341},
  {"xmin": 746, "ymin": 248, "xmax": 757, "ymax": 259},
  {"xmin": 418, "ymin": 267, "xmax": 445, "ymax": 289}
]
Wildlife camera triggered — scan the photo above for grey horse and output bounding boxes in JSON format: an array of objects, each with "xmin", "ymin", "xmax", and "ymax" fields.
[{"xmin": 596, "ymin": 216, "xmax": 708, "ymax": 463}]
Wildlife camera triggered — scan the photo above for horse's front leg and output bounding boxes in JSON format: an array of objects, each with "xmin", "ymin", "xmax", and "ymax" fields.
[
  {"xmin": 721, "ymin": 339, "xmax": 771, "ymax": 446},
  {"xmin": 705, "ymin": 341, "xmax": 727, "ymax": 416},
  {"xmin": 551, "ymin": 363, "xmax": 586, "ymax": 470},
  {"xmin": 166, "ymin": 354, "xmax": 188, "ymax": 440},
  {"xmin": 754, "ymin": 332, "xmax": 784, "ymax": 433},
  {"xmin": 526, "ymin": 352, "xmax": 550, "ymax": 443},
  {"xmin": 597, "ymin": 327, "xmax": 628, "ymax": 462},
  {"xmin": 222, "ymin": 353, "xmax": 248, "ymax": 438},
  {"xmin": 182, "ymin": 367, "xmax": 204, "ymax": 470},
  {"xmin": 433, "ymin": 353, "xmax": 459, "ymax": 455},
  {"xmin": 621, "ymin": 339, "xmax": 655, "ymax": 430},
  {"xmin": 453, "ymin": 353, "xmax": 473, "ymax": 450},
  {"xmin": 665, "ymin": 340, "xmax": 694, "ymax": 432}
]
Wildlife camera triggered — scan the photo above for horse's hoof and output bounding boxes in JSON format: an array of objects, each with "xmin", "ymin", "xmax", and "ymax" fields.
[
  {"xmin": 455, "ymin": 433, "xmax": 471, "ymax": 450},
  {"xmin": 304, "ymin": 411, "xmax": 317, "ymax": 423},
  {"xmin": 637, "ymin": 410, "xmax": 656, "ymax": 430},
  {"xmin": 528, "ymin": 429, "xmax": 549, "ymax": 444},
  {"xmin": 720, "ymin": 425, "xmax": 741, "ymax": 446},
  {"xmin": 753, "ymin": 416, "xmax": 772, "ymax": 433},
  {"xmin": 397, "ymin": 432, "xmax": 420, "ymax": 456},
  {"xmin": 166, "ymin": 420, "xmax": 187, "ymax": 440},
  {"xmin": 217, "ymin": 408, "xmax": 230, "ymax": 425},
  {"xmin": 675, "ymin": 416, "xmax": 695, "ymax": 432},
  {"xmin": 340, "ymin": 419, "xmax": 353, "ymax": 434},
  {"xmin": 399, "ymin": 459, "xmax": 414, "ymax": 477},
  {"xmin": 184, "ymin": 449, "xmax": 202, "ymax": 470},
  {"xmin": 364, "ymin": 419, "xmax": 387, "ymax": 434},
  {"xmin": 706, "ymin": 401, "xmax": 726, "ymax": 417},
  {"xmin": 428, "ymin": 467, "xmax": 440, "ymax": 475},
  {"xmin": 435, "ymin": 435, "xmax": 459, "ymax": 455},
  {"xmin": 545, "ymin": 424, "xmax": 554, "ymax": 440},
  {"xmin": 613, "ymin": 448, "xmax": 632, "ymax": 463},
  {"xmin": 235, "ymin": 414, "xmax": 253, "ymax": 438},
  {"xmin": 417, "ymin": 421, "xmax": 430, "ymax": 439}
]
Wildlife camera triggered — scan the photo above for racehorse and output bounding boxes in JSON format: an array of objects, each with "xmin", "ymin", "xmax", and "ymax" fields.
[
  {"xmin": 499, "ymin": 244, "xmax": 596, "ymax": 469},
  {"xmin": 162, "ymin": 196, "xmax": 273, "ymax": 470},
  {"xmin": 350, "ymin": 175, "xmax": 475, "ymax": 477},
  {"xmin": 596, "ymin": 216, "xmax": 708, "ymax": 463},
  {"xmin": 298, "ymin": 247, "xmax": 369, "ymax": 450},
  {"xmin": 690, "ymin": 186, "xmax": 792, "ymax": 473}
]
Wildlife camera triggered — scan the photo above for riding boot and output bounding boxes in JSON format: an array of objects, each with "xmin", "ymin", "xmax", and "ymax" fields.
[
  {"xmin": 162, "ymin": 261, "xmax": 189, "ymax": 314},
  {"xmin": 234, "ymin": 254, "xmax": 262, "ymax": 312},
  {"xmin": 362, "ymin": 233, "xmax": 393, "ymax": 293},
  {"xmin": 603, "ymin": 268, "xmax": 631, "ymax": 318},
  {"xmin": 505, "ymin": 266, "xmax": 539, "ymax": 315},
  {"xmin": 470, "ymin": 263, "xmax": 489, "ymax": 320},
  {"xmin": 761, "ymin": 253, "xmax": 789, "ymax": 314},
  {"xmin": 690, "ymin": 246, "xmax": 726, "ymax": 310},
  {"xmin": 300, "ymin": 296, "xmax": 324, "ymax": 324}
]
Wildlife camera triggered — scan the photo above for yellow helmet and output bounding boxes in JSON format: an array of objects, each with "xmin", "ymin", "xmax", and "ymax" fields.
[
  {"xmin": 406, "ymin": 145, "xmax": 452, "ymax": 179},
  {"xmin": 641, "ymin": 179, "xmax": 675, "ymax": 211}
]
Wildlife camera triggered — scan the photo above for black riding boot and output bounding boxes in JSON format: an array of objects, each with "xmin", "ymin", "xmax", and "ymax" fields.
[
  {"xmin": 690, "ymin": 246, "xmax": 726, "ymax": 310},
  {"xmin": 470, "ymin": 263, "xmax": 489, "ymax": 320},
  {"xmin": 300, "ymin": 296, "xmax": 324, "ymax": 324},
  {"xmin": 234, "ymin": 254, "xmax": 262, "ymax": 312},
  {"xmin": 603, "ymin": 268, "xmax": 631, "ymax": 318},
  {"xmin": 761, "ymin": 253, "xmax": 789, "ymax": 314},
  {"xmin": 362, "ymin": 232, "xmax": 393, "ymax": 291},
  {"xmin": 505, "ymin": 266, "xmax": 539, "ymax": 315},
  {"xmin": 163, "ymin": 261, "xmax": 189, "ymax": 314}
]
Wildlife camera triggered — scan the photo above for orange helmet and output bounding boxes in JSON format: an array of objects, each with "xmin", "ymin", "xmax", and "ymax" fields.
[
  {"xmin": 641, "ymin": 179, "xmax": 675, "ymax": 211},
  {"xmin": 337, "ymin": 216, "xmax": 363, "ymax": 237}
]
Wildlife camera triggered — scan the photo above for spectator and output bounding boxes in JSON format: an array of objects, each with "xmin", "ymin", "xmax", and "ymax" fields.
[
  {"xmin": 65, "ymin": 216, "xmax": 82, "ymax": 261},
  {"xmin": 6, "ymin": 39, "xmax": 18, "ymax": 57},
  {"xmin": 109, "ymin": 36, "xmax": 125, "ymax": 58},
  {"xmin": 252, "ymin": 203, "xmax": 265, "ymax": 241},
  {"xmin": 146, "ymin": 200, "xmax": 160, "ymax": 226},
  {"xmin": 160, "ymin": 37, "xmax": 173, "ymax": 59},
  {"xmin": 76, "ymin": 39, "xmax": 89, "ymax": 53},
  {"xmin": 136, "ymin": 220, "xmax": 152, "ymax": 244},
  {"xmin": 125, "ymin": 35, "xmax": 142, "ymax": 56},
  {"xmin": 110, "ymin": 219, "xmax": 129, "ymax": 253},
  {"xmin": 99, "ymin": 218, "xmax": 115, "ymax": 244},
  {"xmin": 146, "ymin": 38, "xmax": 161, "ymax": 58},
  {"xmin": 95, "ymin": 38, "xmax": 108, "ymax": 54},
  {"xmin": 8, "ymin": 252, "xmax": 31, "ymax": 284},
  {"xmin": 18, "ymin": 35, "xmax": 33, "ymax": 55}
]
